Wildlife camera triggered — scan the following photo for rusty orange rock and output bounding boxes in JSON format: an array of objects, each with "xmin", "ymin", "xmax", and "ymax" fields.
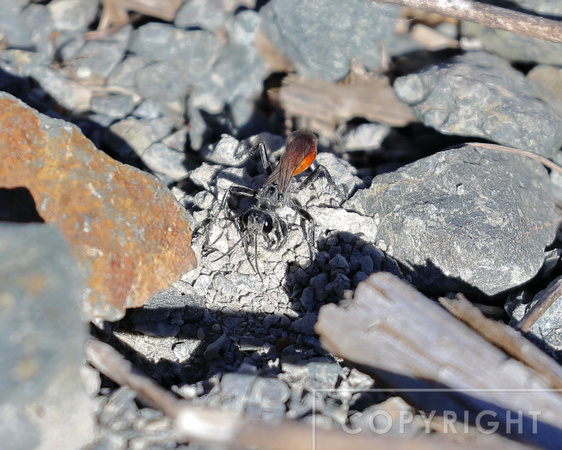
[{"xmin": 0, "ymin": 92, "xmax": 197, "ymax": 321}]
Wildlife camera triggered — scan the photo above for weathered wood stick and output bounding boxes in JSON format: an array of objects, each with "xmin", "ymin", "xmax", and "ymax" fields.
[
  {"xmin": 375, "ymin": 0, "xmax": 562, "ymax": 44},
  {"xmin": 316, "ymin": 272, "xmax": 562, "ymax": 448}
]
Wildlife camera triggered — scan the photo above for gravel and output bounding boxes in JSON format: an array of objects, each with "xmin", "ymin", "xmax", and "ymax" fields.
[{"xmin": 1, "ymin": 0, "xmax": 561, "ymax": 447}]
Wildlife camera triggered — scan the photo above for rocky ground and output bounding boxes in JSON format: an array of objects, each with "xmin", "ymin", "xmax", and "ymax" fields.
[{"xmin": 0, "ymin": 0, "xmax": 561, "ymax": 448}]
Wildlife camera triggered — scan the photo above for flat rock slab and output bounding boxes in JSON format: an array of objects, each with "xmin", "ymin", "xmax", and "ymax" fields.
[
  {"xmin": 394, "ymin": 52, "xmax": 562, "ymax": 158},
  {"xmin": 0, "ymin": 223, "xmax": 93, "ymax": 449},
  {"xmin": 0, "ymin": 92, "xmax": 196, "ymax": 321},
  {"xmin": 345, "ymin": 144, "xmax": 556, "ymax": 297},
  {"xmin": 260, "ymin": 0, "xmax": 399, "ymax": 81}
]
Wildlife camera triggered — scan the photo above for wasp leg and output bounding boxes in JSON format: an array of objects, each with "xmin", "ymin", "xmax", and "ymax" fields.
[
  {"xmin": 298, "ymin": 164, "xmax": 346, "ymax": 203},
  {"xmin": 203, "ymin": 184, "xmax": 257, "ymax": 256},
  {"xmin": 249, "ymin": 141, "xmax": 273, "ymax": 176},
  {"xmin": 269, "ymin": 217, "xmax": 288, "ymax": 251},
  {"xmin": 289, "ymin": 197, "xmax": 316, "ymax": 259}
]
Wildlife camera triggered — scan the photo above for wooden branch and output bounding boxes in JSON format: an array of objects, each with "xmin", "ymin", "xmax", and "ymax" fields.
[
  {"xmin": 375, "ymin": 0, "xmax": 562, "ymax": 44},
  {"xmin": 84, "ymin": 338, "xmax": 459, "ymax": 449},
  {"xmin": 316, "ymin": 273, "xmax": 562, "ymax": 448},
  {"xmin": 439, "ymin": 294, "xmax": 562, "ymax": 390},
  {"xmin": 279, "ymin": 74, "xmax": 415, "ymax": 129}
]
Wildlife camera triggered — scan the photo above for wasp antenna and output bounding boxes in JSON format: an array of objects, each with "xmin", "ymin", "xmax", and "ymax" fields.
[
  {"xmin": 253, "ymin": 237, "xmax": 263, "ymax": 280},
  {"xmin": 209, "ymin": 235, "xmax": 244, "ymax": 263}
]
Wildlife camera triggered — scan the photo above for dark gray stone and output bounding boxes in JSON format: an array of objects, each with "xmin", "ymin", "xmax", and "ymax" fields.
[
  {"xmin": 47, "ymin": 0, "xmax": 99, "ymax": 32},
  {"xmin": 142, "ymin": 143, "xmax": 189, "ymax": 181},
  {"xmin": 247, "ymin": 378, "xmax": 290, "ymax": 417},
  {"xmin": 90, "ymin": 93, "xmax": 135, "ymax": 118},
  {"xmin": 300, "ymin": 286, "xmax": 314, "ymax": 312},
  {"xmin": 73, "ymin": 26, "xmax": 131, "ymax": 83},
  {"xmin": 506, "ymin": 275, "xmax": 562, "ymax": 355},
  {"xmin": 204, "ymin": 333, "xmax": 229, "ymax": 360},
  {"xmin": 135, "ymin": 61, "xmax": 190, "ymax": 104},
  {"xmin": 462, "ymin": 22, "xmax": 562, "ymax": 66},
  {"xmin": 133, "ymin": 99, "xmax": 171, "ymax": 120},
  {"xmin": 20, "ymin": 4, "xmax": 55, "ymax": 57},
  {"xmin": 0, "ymin": 223, "xmax": 93, "ymax": 449},
  {"xmin": 504, "ymin": 0, "xmax": 561, "ymax": 15},
  {"xmin": 107, "ymin": 56, "xmax": 149, "ymax": 90},
  {"xmin": 260, "ymin": 0, "xmax": 399, "ymax": 80},
  {"xmin": 289, "ymin": 312, "xmax": 318, "ymax": 335},
  {"xmin": 174, "ymin": 0, "xmax": 228, "ymax": 32},
  {"xmin": 394, "ymin": 52, "xmax": 562, "ymax": 158},
  {"xmin": 52, "ymin": 29, "xmax": 86, "ymax": 62},
  {"xmin": 527, "ymin": 65, "xmax": 562, "ymax": 118},
  {"xmin": 0, "ymin": 49, "xmax": 50, "ymax": 77},
  {"xmin": 129, "ymin": 24, "xmax": 223, "ymax": 85},
  {"xmin": 108, "ymin": 117, "xmax": 157, "ymax": 157},
  {"xmin": 345, "ymin": 144, "xmax": 557, "ymax": 297},
  {"xmin": 218, "ymin": 373, "xmax": 257, "ymax": 412},
  {"xmin": 0, "ymin": 1, "xmax": 33, "ymax": 49},
  {"xmin": 27, "ymin": 64, "xmax": 92, "ymax": 110},
  {"xmin": 188, "ymin": 12, "xmax": 265, "ymax": 114}
]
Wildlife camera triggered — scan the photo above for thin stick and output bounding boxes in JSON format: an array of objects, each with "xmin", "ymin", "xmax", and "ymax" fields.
[
  {"xmin": 375, "ymin": 0, "xmax": 562, "ymax": 44},
  {"xmin": 515, "ymin": 277, "xmax": 562, "ymax": 333},
  {"xmin": 84, "ymin": 338, "xmax": 457, "ymax": 449},
  {"xmin": 439, "ymin": 294, "xmax": 562, "ymax": 390},
  {"xmin": 462, "ymin": 142, "xmax": 562, "ymax": 174}
]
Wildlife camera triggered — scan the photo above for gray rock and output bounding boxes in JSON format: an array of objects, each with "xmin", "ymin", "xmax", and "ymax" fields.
[
  {"xmin": 133, "ymin": 99, "xmax": 172, "ymax": 120},
  {"xmin": 90, "ymin": 93, "xmax": 135, "ymax": 118},
  {"xmin": 0, "ymin": 223, "xmax": 93, "ymax": 449},
  {"xmin": 20, "ymin": 4, "xmax": 55, "ymax": 57},
  {"xmin": 52, "ymin": 29, "xmax": 86, "ymax": 61},
  {"xmin": 341, "ymin": 123, "xmax": 390, "ymax": 152},
  {"xmin": 550, "ymin": 152, "xmax": 562, "ymax": 205},
  {"xmin": 462, "ymin": 22, "xmax": 562, "ymax": 66},
  {"xmin": 226, "ymin": 10, "xmax": 261, "ymax": 45},
  {"xmin": 204, "ymin": 333, "xmax": 229, "ymax": 360},
  {"xmin": 345, "ymin": 144, "xmax": 556, "ymax": 297},
  {"xmin": 394, "ymin": 52, "xmax": 562, "ymax": 158},
  {"xmin": 107, "ymin": 55, "xmax": 149, "ymax": 90},
  {"xmin": 141, "ymin": 143, "xmax": 189, "ymax": 181},
  {"xmin": 218, "ymin": 373, "xmax": 257, "ymax": 412},
  {"xmin": 0, "ymin": 49, "xmax": 50, "ymax": 77},
  {"xmin": 0, "ymin": 1, "xmax": 33, "ymax": 49},
  {"xmin": 247, "ymin": 378, "xmax": 291, "ymax": 418},
  {"xmin": 174, "ymin": 0, "xmax": 228, "ymax": 32},
  {"xmin": 504, "ymin": 0, "xmax": 562, "ymax": 15},
  {"xmin": 47, "ymin": 0, "xmax": 99, "ymax": 32},
  {"xmin": 27, "ymin": 65, "xmax": 91, "ymax": 111},
  {"xmin": 260, "ymin": 0, "xmax": 399, "ymax": 80},
  {"xmin": 108, "ymin": 117, "xmax": 156, "ymax": 157},
  {"xmin": 506, "ymin": 275, "xmax": 562, "ymax": 355},
  {"xmin": 300, "ymin": 286, "xmax": 314, "ymax": 312},
  {"xmin": 289, "ymin": 312, "xmax": 318, "ymax": 335},
  {"xmin": 188, "ymin": 12, "xmax": 265, "ymax": 114},
  {"xmin": 73, "ymin": 26, "xmax": 131, "ymax": 83},
  {"xmin": 135, "ymin": 61, "xmax": 190, "ymax": 105},
  {"xmin": 130, "ymin": 24, "xmax": 223, "ymax": 85},
  {"xmin": 527, "ymin": 65, "xmax": 562, "ymax": 117}
]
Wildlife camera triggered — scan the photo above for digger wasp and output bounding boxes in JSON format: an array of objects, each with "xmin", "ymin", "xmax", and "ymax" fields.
[{"xmin": 204, "ymin": 128, "xmax": 342, "ymax": 277}]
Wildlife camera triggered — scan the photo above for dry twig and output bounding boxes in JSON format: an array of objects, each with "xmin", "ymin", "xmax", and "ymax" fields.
[
  {"xmin": 84, "ymin": 338, "xmax": 458, "ymax": 449},
  {"xmin": 279, "ymin": 74, "xmax": 415, "ymax": 133},
  {"xmin": 515, "ymin": 276, "xmax": 562, "ymax": 333},
  {"xmin": 316, "ymin": 273, "xmax": 562, "ymax": 448},
  {"xmin": 439, "ymin": 294, "xmax": 562, "ymax": 390},
  {"xmin": 375, "ymin": 0, "xmax": 562, "ymax": 44}
]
